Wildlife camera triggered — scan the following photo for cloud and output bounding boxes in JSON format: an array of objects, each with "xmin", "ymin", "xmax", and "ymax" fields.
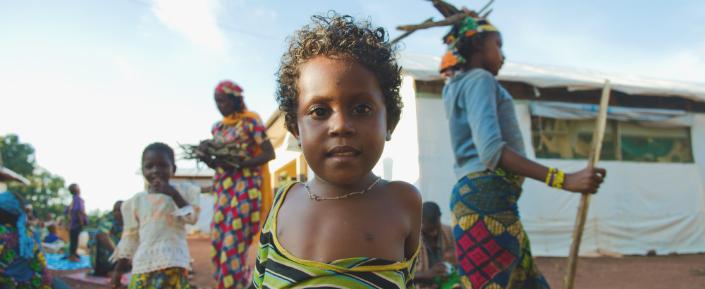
[
  {"xmin": 499, "ymin": 7, "xmax": 705, "ymax": 85},
  {"xmin": 150, "ymin": 0, "xmax": 226, "ymax": 52},
  {"xmin": 652, "ymin": 41, "xmax": 705, "ymax": 83},
  {"xmin": 252, "ymin": 7, "xmax": 278, "ymax": 21},
  {"xmin": 112, "ymin": 56, "xmax": 143, "ymax": 83}
]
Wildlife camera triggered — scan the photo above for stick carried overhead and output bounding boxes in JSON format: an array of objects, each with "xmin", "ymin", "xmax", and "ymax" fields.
[
  {"xmin": 392, "ymin": 0, "xmax": 494, "ymax": 40},
  {"xmin": 391, "ymin": 18, "xmax": 433, "ymax": 44},
  {"xmin": 564, "ymin": 80, "xmax": 611, "ymax": 289}
]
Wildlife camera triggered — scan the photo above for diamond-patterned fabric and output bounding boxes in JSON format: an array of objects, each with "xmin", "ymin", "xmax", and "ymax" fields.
[{"xmin": 450, "ymin": 170, "xmax": 551, "ymax": 289}]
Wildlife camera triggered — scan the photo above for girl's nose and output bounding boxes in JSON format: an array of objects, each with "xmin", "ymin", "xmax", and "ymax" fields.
[{"xmin": 328, "ymin": 111, "xmax": 355, "ymax": 137}]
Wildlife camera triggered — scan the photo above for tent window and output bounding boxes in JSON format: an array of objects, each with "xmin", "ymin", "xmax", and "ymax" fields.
[{"xmin": 531, "ymin": 116, "xmax": 693, "ymax": 163}]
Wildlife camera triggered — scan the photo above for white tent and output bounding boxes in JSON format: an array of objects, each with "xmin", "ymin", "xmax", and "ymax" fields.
[
  {"xmin": 401, "ymin": 52, "xmax": 705, "ymax": 101},
  {"xmin": 262, "ymin": 53, "xmax": 705, "ymax": 256},
  {"xmin": 377, "ymin": 53, "xmax": 705, "ymax": 256}
]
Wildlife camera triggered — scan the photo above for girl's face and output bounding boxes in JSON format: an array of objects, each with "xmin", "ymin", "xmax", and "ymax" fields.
[
  {"xmin": 141, "ymin": 150, "xmax": 175, "ymax": 185},
  {"xmin": 295, "ymin": 56, "xmax": 388, "ymax": 186},
  {"xmin": 478, "ymin": 32, "xmax": 505, "ymax": 76},
  {"xmin": 214, "ymin": 92, "xmax": 242, "ymax": 117}
]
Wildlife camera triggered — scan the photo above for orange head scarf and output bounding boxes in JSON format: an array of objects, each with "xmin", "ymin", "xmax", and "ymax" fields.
[
  {"xmin": 215, "ymin": 80, "xmax": 259, "ymax": 126},
  {"xmin": 440, "ymin": 50, "xmax": 459, "ymax": 73}
]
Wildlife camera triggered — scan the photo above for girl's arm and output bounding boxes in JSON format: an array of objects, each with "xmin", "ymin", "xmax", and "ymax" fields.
[
  {"xmin": 239, "ymin": 139, "xmax": 276, "ymax": 168},
  {"xmin": 498, "ymin": 146, "xmax": 606, "ymax": 194},
  {"xmin": 151, "ymin": 180, "xmax": 189, "ymax": 208},
  {"xmin": 111, "ymin": 259, "xmax": 128, "ymax": 289},
  {"xmin": 96, "ymin": 232, "xmax": 115, "ymax": 252},
  {"xmin": 156, "ymin": 183, "xmax": 200, "ymax": 225},
  {"xmin": 164, "ymin": 187, "xmax": 189, "ymax": 208},
  {"xmin": 463, "ymin": 71, "xmax": 606, "ymax": 194},
  {"xmin": 237, "ymin": 117, "xmax": 276, "ymax": 169},
  {"xmin": 394, "ymin": 182, "xmax": 422, "ymax": 260}
]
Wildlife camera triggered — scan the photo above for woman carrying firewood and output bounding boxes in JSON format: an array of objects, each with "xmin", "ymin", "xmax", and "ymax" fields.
[{"xmin": 200, "ymin": 80, "xmax": 275, "ymax": 289}]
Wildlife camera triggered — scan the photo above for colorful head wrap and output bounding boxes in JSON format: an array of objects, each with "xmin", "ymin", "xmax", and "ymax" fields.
[
  {"xmin": 215, "ymin": 80, "xmax": 244, "ymax": 98},
  {"xmin": 440, "ymin": 50, "xmax": 459, "ymax": 73},
  {"xmin": 442, "ymin": 16, "xmax": 498, "ymax": 66},
  {"xmin": 0, "ymin": 191, "xmax": 34, "ymax": 259},
  {"xmin": 215, "ymin": 80, "xmax": 256, "ymax": 126}
]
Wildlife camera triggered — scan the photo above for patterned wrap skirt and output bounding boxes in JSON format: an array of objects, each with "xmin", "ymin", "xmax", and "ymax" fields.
[
  {"xmin": 211, "ymin": 168, "xmax": 262, "ymax": 289},
  {"xmin": 128, "ymin": 267, "xmax": 189, "ymax": 289},
  {"xmin": 450, "ymin": 169, "xmax": 550, "ymax": 289}
]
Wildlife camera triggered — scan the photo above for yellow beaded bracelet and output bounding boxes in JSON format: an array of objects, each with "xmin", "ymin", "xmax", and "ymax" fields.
[
  {"xmin": 545, "ymin": 167, "xmax": 555, "ymax": 186},
  {"xmin": 545, "ymin": 167, "xmax": 565, "ymax": 189},
  {"xmin": 552, "ymin": 169, "xmax": 565, "ymax": 189}
]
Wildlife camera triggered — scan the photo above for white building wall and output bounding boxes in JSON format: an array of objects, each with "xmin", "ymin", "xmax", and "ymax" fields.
[
  {"xmin": 190, "ymin": 193, "xmax": 215, "ymax": 234},
  {"xmin": 372, "ymin": 75, "xmax": 422, "ymax": 186},
  {"xmin": 415, "ymin": 95, "xmax": 457, "ymax": 224},
  {"xmin": 410, "ymin": 92, "xmax": 705, "ymax": 256}
]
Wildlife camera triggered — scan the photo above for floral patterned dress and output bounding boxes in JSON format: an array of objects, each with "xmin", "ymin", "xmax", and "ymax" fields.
[
  {"xmin": 0, "ymin": 223, "xmax": 52, "ymax": 289},
  {"xmin": 210, "ymin": 114, "xmax": 268, "ymax": 289}
]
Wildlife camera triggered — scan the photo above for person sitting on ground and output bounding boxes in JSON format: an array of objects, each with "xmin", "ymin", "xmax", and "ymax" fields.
[
  {"xmin": 415, "ymin": 202, "xmax": 459, "ymax": 289},
  {"xmin": 42, "ymin": 223, "xmax": 66, "ymax": 254},
  {"xmin": 88, "ymin": 200, "xmax": 128, "ymax": 278},
  {"xmin": 0, "ymin": 191, "xmax": 70, "ymax": 289},
  {"xmin": 0, "ymin": 191, "xmax": 53, "ymax": 289},
  {"xmin": 44, "ymin": 224, "xmax": 60, "ymax": 243}
]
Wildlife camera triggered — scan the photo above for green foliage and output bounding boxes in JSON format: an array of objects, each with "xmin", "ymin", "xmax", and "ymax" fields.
[
  {"xmin": 0, "ymin": 134, "xmax": 35, "ymax": 176},
  {"xmin": 1, "ymin": 134, "xmax": 69, "ymax": 220},
  {"xmin": 86, "ymin": 208, "xmax": 109, "ymax": 230}
]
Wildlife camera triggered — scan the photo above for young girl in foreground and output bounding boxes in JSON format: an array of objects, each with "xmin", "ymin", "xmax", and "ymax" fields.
[
  {"xmin": 111, "ymin": 143, "xmax": 200, "ymax": 289},
  {"xmin": 253, "ymin": 13, "xmax": 422, "ymax": 289}
]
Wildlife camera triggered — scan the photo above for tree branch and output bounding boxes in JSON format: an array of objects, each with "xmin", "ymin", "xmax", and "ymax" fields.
[
  {"xmin": 391, "ymin": 17, "xmax": 434, "ymax": 44},
  {"xmin": 396, "ymin": 13, "xmax": 466, "ymax": 32}
]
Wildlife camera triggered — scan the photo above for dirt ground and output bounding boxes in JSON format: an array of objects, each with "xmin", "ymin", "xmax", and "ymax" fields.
[{"xmin": 54, "ymin": 236, "xmax": 705, "ymax": 289}]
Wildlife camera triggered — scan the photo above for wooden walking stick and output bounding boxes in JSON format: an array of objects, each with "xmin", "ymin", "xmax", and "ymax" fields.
[{"xmin": 564, "ymin": 80, "xmax": 611, "ymax": 289}]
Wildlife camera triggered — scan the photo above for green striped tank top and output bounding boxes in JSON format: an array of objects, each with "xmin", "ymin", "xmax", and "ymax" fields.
[{"xmin": 252, "ymin": 183, "xmax": 419, "ymax": 289}]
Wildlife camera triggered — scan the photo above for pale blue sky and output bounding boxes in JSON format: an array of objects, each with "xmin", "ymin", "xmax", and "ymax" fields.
[{"xmin": 1, "ymin": 0, "xmax": 704, "ymax": 211}]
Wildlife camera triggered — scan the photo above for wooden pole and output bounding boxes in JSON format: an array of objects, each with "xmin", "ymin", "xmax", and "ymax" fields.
[
  {"xmin": 391, "ymin": 18, "xmax": 433, "ymax": 44},
  {"xmin": 564, "ymin": 80, "xmax": 611, "ymax": 289}
]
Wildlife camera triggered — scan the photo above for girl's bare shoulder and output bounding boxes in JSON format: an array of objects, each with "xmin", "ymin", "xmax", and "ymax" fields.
[{"xmin": 383, "ymin": 180, "xmax": 422, "ymax": 210}]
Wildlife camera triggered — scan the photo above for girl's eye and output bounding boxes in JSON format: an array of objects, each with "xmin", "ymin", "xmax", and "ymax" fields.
[
  {"xmin": 308, "ymin": 106, "xmax": 330, "ymax": 118},
  {"xmin": 353, "ymin": 104, "xmax": 373, "ymax": 115}
]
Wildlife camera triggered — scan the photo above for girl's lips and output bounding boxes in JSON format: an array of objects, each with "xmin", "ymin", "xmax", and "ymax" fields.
[
  {"xmin": 147, "ymin": 176, "xmax": 168, "ymax": 184},
  {"xmin": 326, "ymin": 145, "xmax": 362, "ymax": 157}
]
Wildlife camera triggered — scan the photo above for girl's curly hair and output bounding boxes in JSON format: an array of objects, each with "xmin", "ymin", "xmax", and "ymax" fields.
[{"xmin": 276, "ymin": 12, "xmax": 403, "ymax": 134}]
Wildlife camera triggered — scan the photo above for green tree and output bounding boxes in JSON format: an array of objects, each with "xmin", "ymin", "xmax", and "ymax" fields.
[
  {"xmin": 0, "ymin": 134, "xmax": 34, "ymax": 176},
  {"xmin": 86, "ymin": 208, "xmax": 110, "ymax": 230},
  {"xmin": 1, "ymin": 134, "xmax": 68, "ymax": 219}
]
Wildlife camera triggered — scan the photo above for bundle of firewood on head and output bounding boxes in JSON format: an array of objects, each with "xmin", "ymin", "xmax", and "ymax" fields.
[
  {"xmin": 391, "ymin": 0, "xmax": 494, "ymax": 44},
  {"xmin": 180, "ymin": 140, "xmax": 246, "ymax": 170}
]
